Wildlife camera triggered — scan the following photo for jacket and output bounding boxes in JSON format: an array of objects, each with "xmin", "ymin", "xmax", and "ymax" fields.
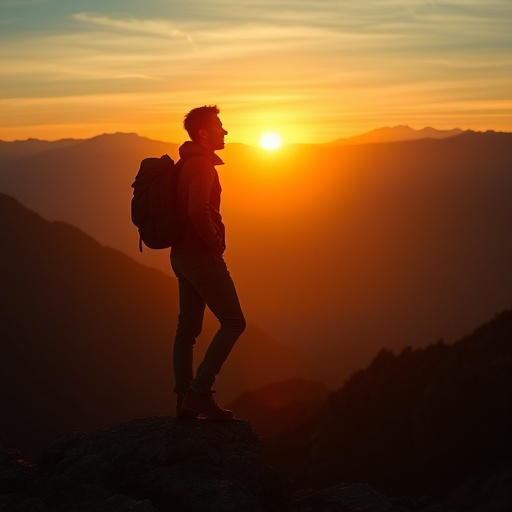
[{"xmin": 171, "ymin": 141, "xmax": 226, "ymax": 255}]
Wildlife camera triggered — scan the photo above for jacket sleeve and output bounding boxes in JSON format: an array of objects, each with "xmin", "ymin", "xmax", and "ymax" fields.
[{"xmin": 186, "ymin": 157, "xmax": 224, "ymax": 252}]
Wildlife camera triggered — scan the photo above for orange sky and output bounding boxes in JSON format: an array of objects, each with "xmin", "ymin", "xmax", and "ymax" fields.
[{"xmin": 1, "ymin": 0, "xmax": 511, "ymax": 144}]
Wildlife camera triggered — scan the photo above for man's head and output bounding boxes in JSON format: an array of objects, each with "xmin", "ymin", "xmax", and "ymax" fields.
[{"xmin": 183, "ymin": 105, "xmax": 228, "ymax": 151}]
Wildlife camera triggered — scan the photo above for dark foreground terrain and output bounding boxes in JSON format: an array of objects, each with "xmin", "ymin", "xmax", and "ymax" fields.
[{"xmin": 0, "ymin": 417, "xmax": 443, "ymax": 512}]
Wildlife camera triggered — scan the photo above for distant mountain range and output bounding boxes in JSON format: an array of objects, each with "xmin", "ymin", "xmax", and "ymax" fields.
[
  {"xmin": 327, "ymin": 125, "xmax": 467, "ymax": 146},
  {"xmin": 0, "ymin": 125, "xmax": 482, "ymax": 152},
  {"xmin": 0, "ymin": 137, "xmax": 83, "ymax": 161},
  {"xmin": 0, "ymin": 129, "xmax": 511, "ymax": 390},
  {"xmin": 0, "ymin": 193, "xmax": 319, "ymax": 460},
  {"xmin": 0, "ymin": 125, "xmax": 483, "ymax": 158}
]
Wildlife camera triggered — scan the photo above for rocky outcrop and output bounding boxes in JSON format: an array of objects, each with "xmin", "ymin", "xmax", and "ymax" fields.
[
  {"xmin": 0, "ymin": 417, "xmax": 441, "ymax": 511},
  {"xmin": 1, "ymin": 418, "xmax": 287, "ymax": 511}
]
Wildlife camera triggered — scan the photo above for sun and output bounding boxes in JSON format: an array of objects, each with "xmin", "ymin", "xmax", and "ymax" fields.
[{"xmin": 259, "ymin": 132, "xmax": 282, "ymax": 151}]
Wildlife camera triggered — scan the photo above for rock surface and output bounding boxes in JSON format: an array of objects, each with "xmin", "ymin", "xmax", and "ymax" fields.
[{"xmin": 0, "ymin": 417, "xmax": 442, "ymax": 511}]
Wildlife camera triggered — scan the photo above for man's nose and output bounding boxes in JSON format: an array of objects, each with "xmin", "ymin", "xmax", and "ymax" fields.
[{"xmin": 223, "ymin": 129, "xmax": 228, "ymax": 135}]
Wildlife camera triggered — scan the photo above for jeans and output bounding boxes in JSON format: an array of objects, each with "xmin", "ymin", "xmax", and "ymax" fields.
[{"xmin": 170, "ymin": 253, "xmax": 246, "ymax": 398}]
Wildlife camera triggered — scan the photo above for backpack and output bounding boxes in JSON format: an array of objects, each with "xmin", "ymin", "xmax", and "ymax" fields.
[{"xmin": 131, "ymin": 154, "xmax": 185, "ymax": 252}]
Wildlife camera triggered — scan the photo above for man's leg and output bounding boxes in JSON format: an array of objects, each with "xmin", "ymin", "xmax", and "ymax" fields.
[
  {"xmin": 173, "ymin": 254, "xmax": 245, "ymax": 419},
  {"xmin": 171, "ymin": 255, "xmax": 206, "ymax": 403},
  {"xmin": 190, "ymin": 255, "xmax": 246, "ymax": 392}
]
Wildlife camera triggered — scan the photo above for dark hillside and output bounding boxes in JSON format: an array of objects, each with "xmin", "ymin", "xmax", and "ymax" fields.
[
  {"xmin": 228, "ymin": 379, "xmax": 330, "ymax": 438},
  {"xmin": 264, "ymin": 311, "xmax": 512, "ymax": 511},
  {"xmin": 0, "ymin": 193, "xmax": 177, "ymax": 458}
]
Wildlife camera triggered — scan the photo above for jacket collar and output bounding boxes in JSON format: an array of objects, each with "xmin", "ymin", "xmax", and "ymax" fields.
[{"xmin": 178, "ymin": 141, "xmax": 224, "ymax": 166}]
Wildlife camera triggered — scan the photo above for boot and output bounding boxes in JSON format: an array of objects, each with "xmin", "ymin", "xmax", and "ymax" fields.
[
  {"xmin": 176, "ymin": 395, "xmax": 199, "ymax": 420},
  {"xmin": 181, "ymin": 389, "xmax": 234, "ymax": 421}
]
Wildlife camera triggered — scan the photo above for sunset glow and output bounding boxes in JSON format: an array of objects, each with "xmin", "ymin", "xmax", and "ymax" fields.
[{"xmin": 0, "ymin": 1, "xmax": 511, "ymax": 143}]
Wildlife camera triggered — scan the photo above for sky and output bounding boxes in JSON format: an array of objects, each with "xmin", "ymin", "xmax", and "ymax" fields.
[{"xmin": 1, "ymin": 0, "xmax": 511, "ymax": 144}]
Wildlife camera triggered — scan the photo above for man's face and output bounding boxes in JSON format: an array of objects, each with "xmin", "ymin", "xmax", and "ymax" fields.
[{"xmin": 200, "ymin": 115, "xmax": 228, "ymax": 151}]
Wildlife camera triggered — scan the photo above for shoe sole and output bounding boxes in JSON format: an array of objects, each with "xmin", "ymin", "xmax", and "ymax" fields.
[{"xmin": 181, "ymin": 404, "xmax": 233, "ymax": 421}]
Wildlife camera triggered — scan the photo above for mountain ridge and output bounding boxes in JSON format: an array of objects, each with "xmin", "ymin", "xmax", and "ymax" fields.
[
  {"xmin": 2, "ymin": 125, "xmax": 508, "ymax": 155},
  {"xmin": 327, "ymin": 125, "xmax": 467, "ymax": 146}
]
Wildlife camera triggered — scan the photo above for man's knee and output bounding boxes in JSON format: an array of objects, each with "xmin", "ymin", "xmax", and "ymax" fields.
[
  {"xmin": 236, "ymin": 316, "xmax": 246, "ymax": 335},
  {"xmin": 222, "ymin": 315, "xmax": 246, "ymax": 336},
  {"xmin": 176, "ymin": 318, "xmax": 203, "ymax": 341},
  {"xmin": 179, "ymin": 307, "xmax": 204, "ymax": 327}
]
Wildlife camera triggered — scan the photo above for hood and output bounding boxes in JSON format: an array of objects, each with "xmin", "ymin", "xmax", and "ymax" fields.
[{"xmin": 178, "ymin": 141, "xmax": 224, "ymax": 166}]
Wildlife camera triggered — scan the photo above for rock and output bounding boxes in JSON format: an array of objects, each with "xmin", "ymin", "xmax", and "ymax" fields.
[
  {"xmin": 0, "ymin": 441, "xmax": 158, "ymax": 511},
  {"xmin": 292, "ymin": 483, "xmax": 444, "ymax": 512},
  {"xmin": 1, "ymin": 417, "xmax": 441, "ymax": 511},
  {"xmin": 2, "ymin": 417, "xmax": 290, "ymax": 511}
]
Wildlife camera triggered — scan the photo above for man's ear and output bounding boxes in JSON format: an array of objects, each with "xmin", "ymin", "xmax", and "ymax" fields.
[{"xmin": 198, "ymin": 128, "xmax": 208, "ymax": 141}]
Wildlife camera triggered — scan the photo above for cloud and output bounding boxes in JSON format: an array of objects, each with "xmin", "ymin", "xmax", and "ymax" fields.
[{"xmin": 73, "ymin": 12, "xmax": 194, "ymax": 44}]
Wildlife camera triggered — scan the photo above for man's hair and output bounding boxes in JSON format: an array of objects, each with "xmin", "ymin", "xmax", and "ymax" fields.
[{"xmin": 184, "ymin": 105, "xmax": 220, "ymax": 142}]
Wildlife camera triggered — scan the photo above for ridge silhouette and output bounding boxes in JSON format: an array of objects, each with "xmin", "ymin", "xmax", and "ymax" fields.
[{"xmin": 263, "ymin": 310, "xmax": 512, "ymax": 512}]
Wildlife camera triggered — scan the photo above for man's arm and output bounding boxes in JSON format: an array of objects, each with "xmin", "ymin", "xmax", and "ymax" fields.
[{"xmin": 187, "ymin": 158, "xmax": 224, "ymax": 252}]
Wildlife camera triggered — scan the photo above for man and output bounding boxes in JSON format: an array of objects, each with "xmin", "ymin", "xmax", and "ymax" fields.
[{"xmin": 171, "ymin": 105, "xmax": 246, "ymax": 420}]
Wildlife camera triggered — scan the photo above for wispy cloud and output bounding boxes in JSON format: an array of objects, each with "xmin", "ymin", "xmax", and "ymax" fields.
[{"xmin": 73, "ymin": 12, "xmax": 194, "ymax": 44}]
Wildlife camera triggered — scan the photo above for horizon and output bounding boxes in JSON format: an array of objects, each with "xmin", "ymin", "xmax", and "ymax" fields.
[
  {"xmin": 1, "ymin": 124, "xmax": 509, "ymax": 146},
  {"xmin": 1, "ymin": 1, "xmax": 511, "ymax": 144}
]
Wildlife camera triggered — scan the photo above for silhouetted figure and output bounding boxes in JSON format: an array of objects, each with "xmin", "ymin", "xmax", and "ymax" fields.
[{"xmin": 171, "ymin": 105, "xmax": 246, "ymax": 420}]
